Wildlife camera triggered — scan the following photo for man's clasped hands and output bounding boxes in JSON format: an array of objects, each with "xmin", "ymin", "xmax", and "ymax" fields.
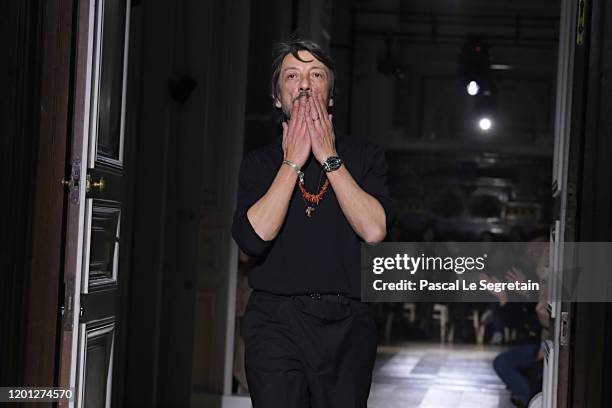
[{"xmin": 281, "ymin": 92, "xmax": 337, "ymax": 169}]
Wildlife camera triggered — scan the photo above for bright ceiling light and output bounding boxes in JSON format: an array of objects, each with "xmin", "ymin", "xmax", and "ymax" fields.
[
  {"xmin": 479, "ymin": 117, "xmax": 492, "ymax": 131},
  {"xmin": 466, "ymin": 81, "xmax": 479, "ymax": 96}
]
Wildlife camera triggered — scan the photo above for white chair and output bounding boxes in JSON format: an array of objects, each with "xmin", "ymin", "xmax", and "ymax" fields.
[
  {"xmin": 528, "ymin": 392, "xmax": 542, "ymax": 408},
  {"xmin": 402, "ymin": 303, "xmax": 416, "ymax": 323},
  {"xmin": 467, "ymin": 309, "xmax": 485, "ymax": 345},
  {"xmin": 432, "ymin": 304, "xmax": 449, "ymax": 343}
]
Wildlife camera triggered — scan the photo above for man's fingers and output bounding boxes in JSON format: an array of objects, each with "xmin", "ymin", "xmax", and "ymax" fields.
[
  {"xmin": 291, "ymin": 97, "xmax": 304, "ymax": 121},
  {"xmin": 316, "ymin": 96, "xmax": 333, "ymax": 139},
  {"xmin": 305, "ymin": 111, "xmax": 316, "ymax": 138},
  {"xmin": 305, "ymin": 104, "xmax": 321, "ymax": 138},
  {"xmin": 307, "ymin": 98, "xmax": 319, "ymax": 121},
  {"xmin": 309, "ymin": 98, "xmax": 324, "ymax": 134},
  {"xmin": 293, "ymin": 98, "xmax": 304, "ymax": 123},
  {"xmin": 282, "ymin": 122, "xmax": 289, "ymax": 147},
  {"xmin": 288, "ymin": 98, "xmax": 305, "ymax": 136},
  {"xmin": 311, "ymin": 93, "xmax": 325, "ymax": 123},
  {"xmin": 302, "ymin": 115, "xmax": 312, "ymax": 143},
  {"xmin": 290, "ymin": 98, "xmax": 299, "ymax": 116},
  {"xmin": 508, "ymin": 268, "xmax": 525, "ymax": 282},
  {"xmin": 282, "ymin": 121, "xmax": 287, "ymax": 138},
  {"xmin": 316, "ymin": 93, "xmax": 332, "ymax": 127},
  {"xmin": 297, "ymin": 97, "xmax": 306, "ymax": 121},
  {"xmin": 297, "ymin": 107, "xmax": 307, "ymax": 136},
  {"xmin": 286, "ymin": 102, "xmax": 298, "ymax": 134}
]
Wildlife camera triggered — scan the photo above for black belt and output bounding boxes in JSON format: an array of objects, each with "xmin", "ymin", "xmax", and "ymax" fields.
[{"xmin": 253, "ymin": 290, "xmax": 360, "ymax": 302}]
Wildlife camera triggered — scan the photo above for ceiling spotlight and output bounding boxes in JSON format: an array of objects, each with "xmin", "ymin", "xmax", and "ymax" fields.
[
  {"xmin": 479, "ymin": 117, "xmax": 492, "ymax": 131},
  {"xmin": 466, "ymin": 81, "xmax": 479, "ymax": 96}
]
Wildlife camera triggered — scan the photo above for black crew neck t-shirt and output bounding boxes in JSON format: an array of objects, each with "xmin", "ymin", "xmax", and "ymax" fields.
[{"xmin": 231, "ymin": 136, "xmax": 395, "ymax": 299}]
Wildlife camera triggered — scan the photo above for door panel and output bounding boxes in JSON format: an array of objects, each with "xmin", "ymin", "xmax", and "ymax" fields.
[
  {"xmin": 90, "ymin": 0, "xmax": 128, "ymax": 168},
  {"xmin": 96, "ymin": 0, "xmax": 128, "ymax": 165},
  {"xmin": 60, "ymin": 0, "xmax": 130, "ymax": 406},
  {"xmin": 78, "ymin": 320, "xmax": 115, "ymax": 408},
  {"xmin": 86, "ymin": 204, "xmax": 121, "ymax": 288},
  {"xmin": 77, "ymin": 0, "xmax": 130, "ymax": 405},
  {"xmin": 84, "ymin": 193, "xmax": 122, "ymax": 291}
]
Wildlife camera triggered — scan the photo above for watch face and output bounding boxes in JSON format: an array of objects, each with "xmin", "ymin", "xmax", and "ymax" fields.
[{"xmin": 324, "ymin": 156, "xmax": 342, "ymax": 172}]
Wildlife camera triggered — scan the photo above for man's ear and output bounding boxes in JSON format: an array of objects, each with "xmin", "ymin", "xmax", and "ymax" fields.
[{"xmin": 274, "ymin": 97, "xmax": 282, "ymax": 109}]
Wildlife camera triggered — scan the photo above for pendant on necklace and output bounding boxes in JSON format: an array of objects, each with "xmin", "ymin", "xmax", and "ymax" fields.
[{"xmin": 306, "ymin": 206, "xmax": 315, "ymax": 218}]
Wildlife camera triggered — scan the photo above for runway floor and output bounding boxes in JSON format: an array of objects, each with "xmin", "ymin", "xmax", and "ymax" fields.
[{"xmin": 368, "ymin": 342, "xmax": 515, "ymax": 408}]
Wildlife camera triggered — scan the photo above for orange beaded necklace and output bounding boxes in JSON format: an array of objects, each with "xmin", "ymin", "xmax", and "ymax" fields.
[{"xmin": 298, "ymin": 171, "xmax": 330, "ymax": 218}]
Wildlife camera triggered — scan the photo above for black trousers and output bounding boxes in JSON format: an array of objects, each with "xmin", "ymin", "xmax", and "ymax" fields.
[{"xmin": 241, "ymin": 290, "xmax": 378, "ymax": 408}]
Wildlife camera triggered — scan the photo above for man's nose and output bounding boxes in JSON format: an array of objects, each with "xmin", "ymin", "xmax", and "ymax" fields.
[{"xmin": 299, "ymin": 77, "xmax": 311, "ymax": 92}]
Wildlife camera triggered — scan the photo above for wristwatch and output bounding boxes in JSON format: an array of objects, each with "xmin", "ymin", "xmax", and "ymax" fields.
[{"xmin": 322, "ymin": 156, "xmax": 343, "ymax": 172}]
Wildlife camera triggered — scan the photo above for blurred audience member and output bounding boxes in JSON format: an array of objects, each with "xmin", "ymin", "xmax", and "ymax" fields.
[{"xmin": 482, "ymin": 236, "xmax": 549, "ymax": 407}]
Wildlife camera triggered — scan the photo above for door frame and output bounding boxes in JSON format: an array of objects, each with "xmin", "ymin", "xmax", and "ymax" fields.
[
  {"xmin": 14, "ymin": 0, "xmax": 75, "ymax": 391},
  {"xmin": 564, "ymin": 0, "xmax": 612, "ymax": 405},
  {"xmin": 545, "ymin": 0, "xmax": 578, "ymax": 406},
  {"xmin": 57, "ymin": 0, "xmax": 96, "ymax": 399},
  {"xmin": 549, "ymin": 0, "xmax": 612, "ymax": 406}
]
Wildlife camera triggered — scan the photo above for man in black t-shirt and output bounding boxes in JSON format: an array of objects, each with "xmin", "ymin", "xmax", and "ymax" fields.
[{"xmin": 232, "ymin": 39, "xmax": 395, "ymax": 408}]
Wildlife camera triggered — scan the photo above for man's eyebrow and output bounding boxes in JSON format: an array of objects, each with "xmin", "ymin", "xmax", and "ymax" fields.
[{"xmin": 281, "ymin": 65, "xmax": 327, "ymax": 72}]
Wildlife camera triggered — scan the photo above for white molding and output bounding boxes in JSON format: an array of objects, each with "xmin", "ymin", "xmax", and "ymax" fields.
[
  {"xmin": 118, "ymin": 0, "xmax": 131, "ymax": 166},
  {"xmin": 81, "ymin": 200, "xmax": 93, "ymax": 293},
  {"xmin": 544, "ymin": 0, "xmax": 576, "ymax": 406},
  {"xmin": 88, "ymin": 0, "xmax": 104, "ymax": 167},
  {"xmin": 67, "ymin": 0, "xmax": 97, "ymax": 403},
  {"xmin": 551, "ymin": 0, "xmax": 576, "ymax": 198}
]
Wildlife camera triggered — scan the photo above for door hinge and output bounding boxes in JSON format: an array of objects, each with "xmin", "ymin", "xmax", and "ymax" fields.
[
  {"xmin": 560, "ymin": 311, "xmax": 570, "ymax": 346},
  {"xmin": 62, "ymin": 279, "xmax": 76, "ymax": 331},
  {"xmin": 61, "ymin": 158, "xmax": 82, "ymax": 204}
]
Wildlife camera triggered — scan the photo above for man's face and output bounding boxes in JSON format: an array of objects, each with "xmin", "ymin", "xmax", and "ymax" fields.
[{"xmin": 274, "ymin": 50, "xmax": 334, "ymax": 119}]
